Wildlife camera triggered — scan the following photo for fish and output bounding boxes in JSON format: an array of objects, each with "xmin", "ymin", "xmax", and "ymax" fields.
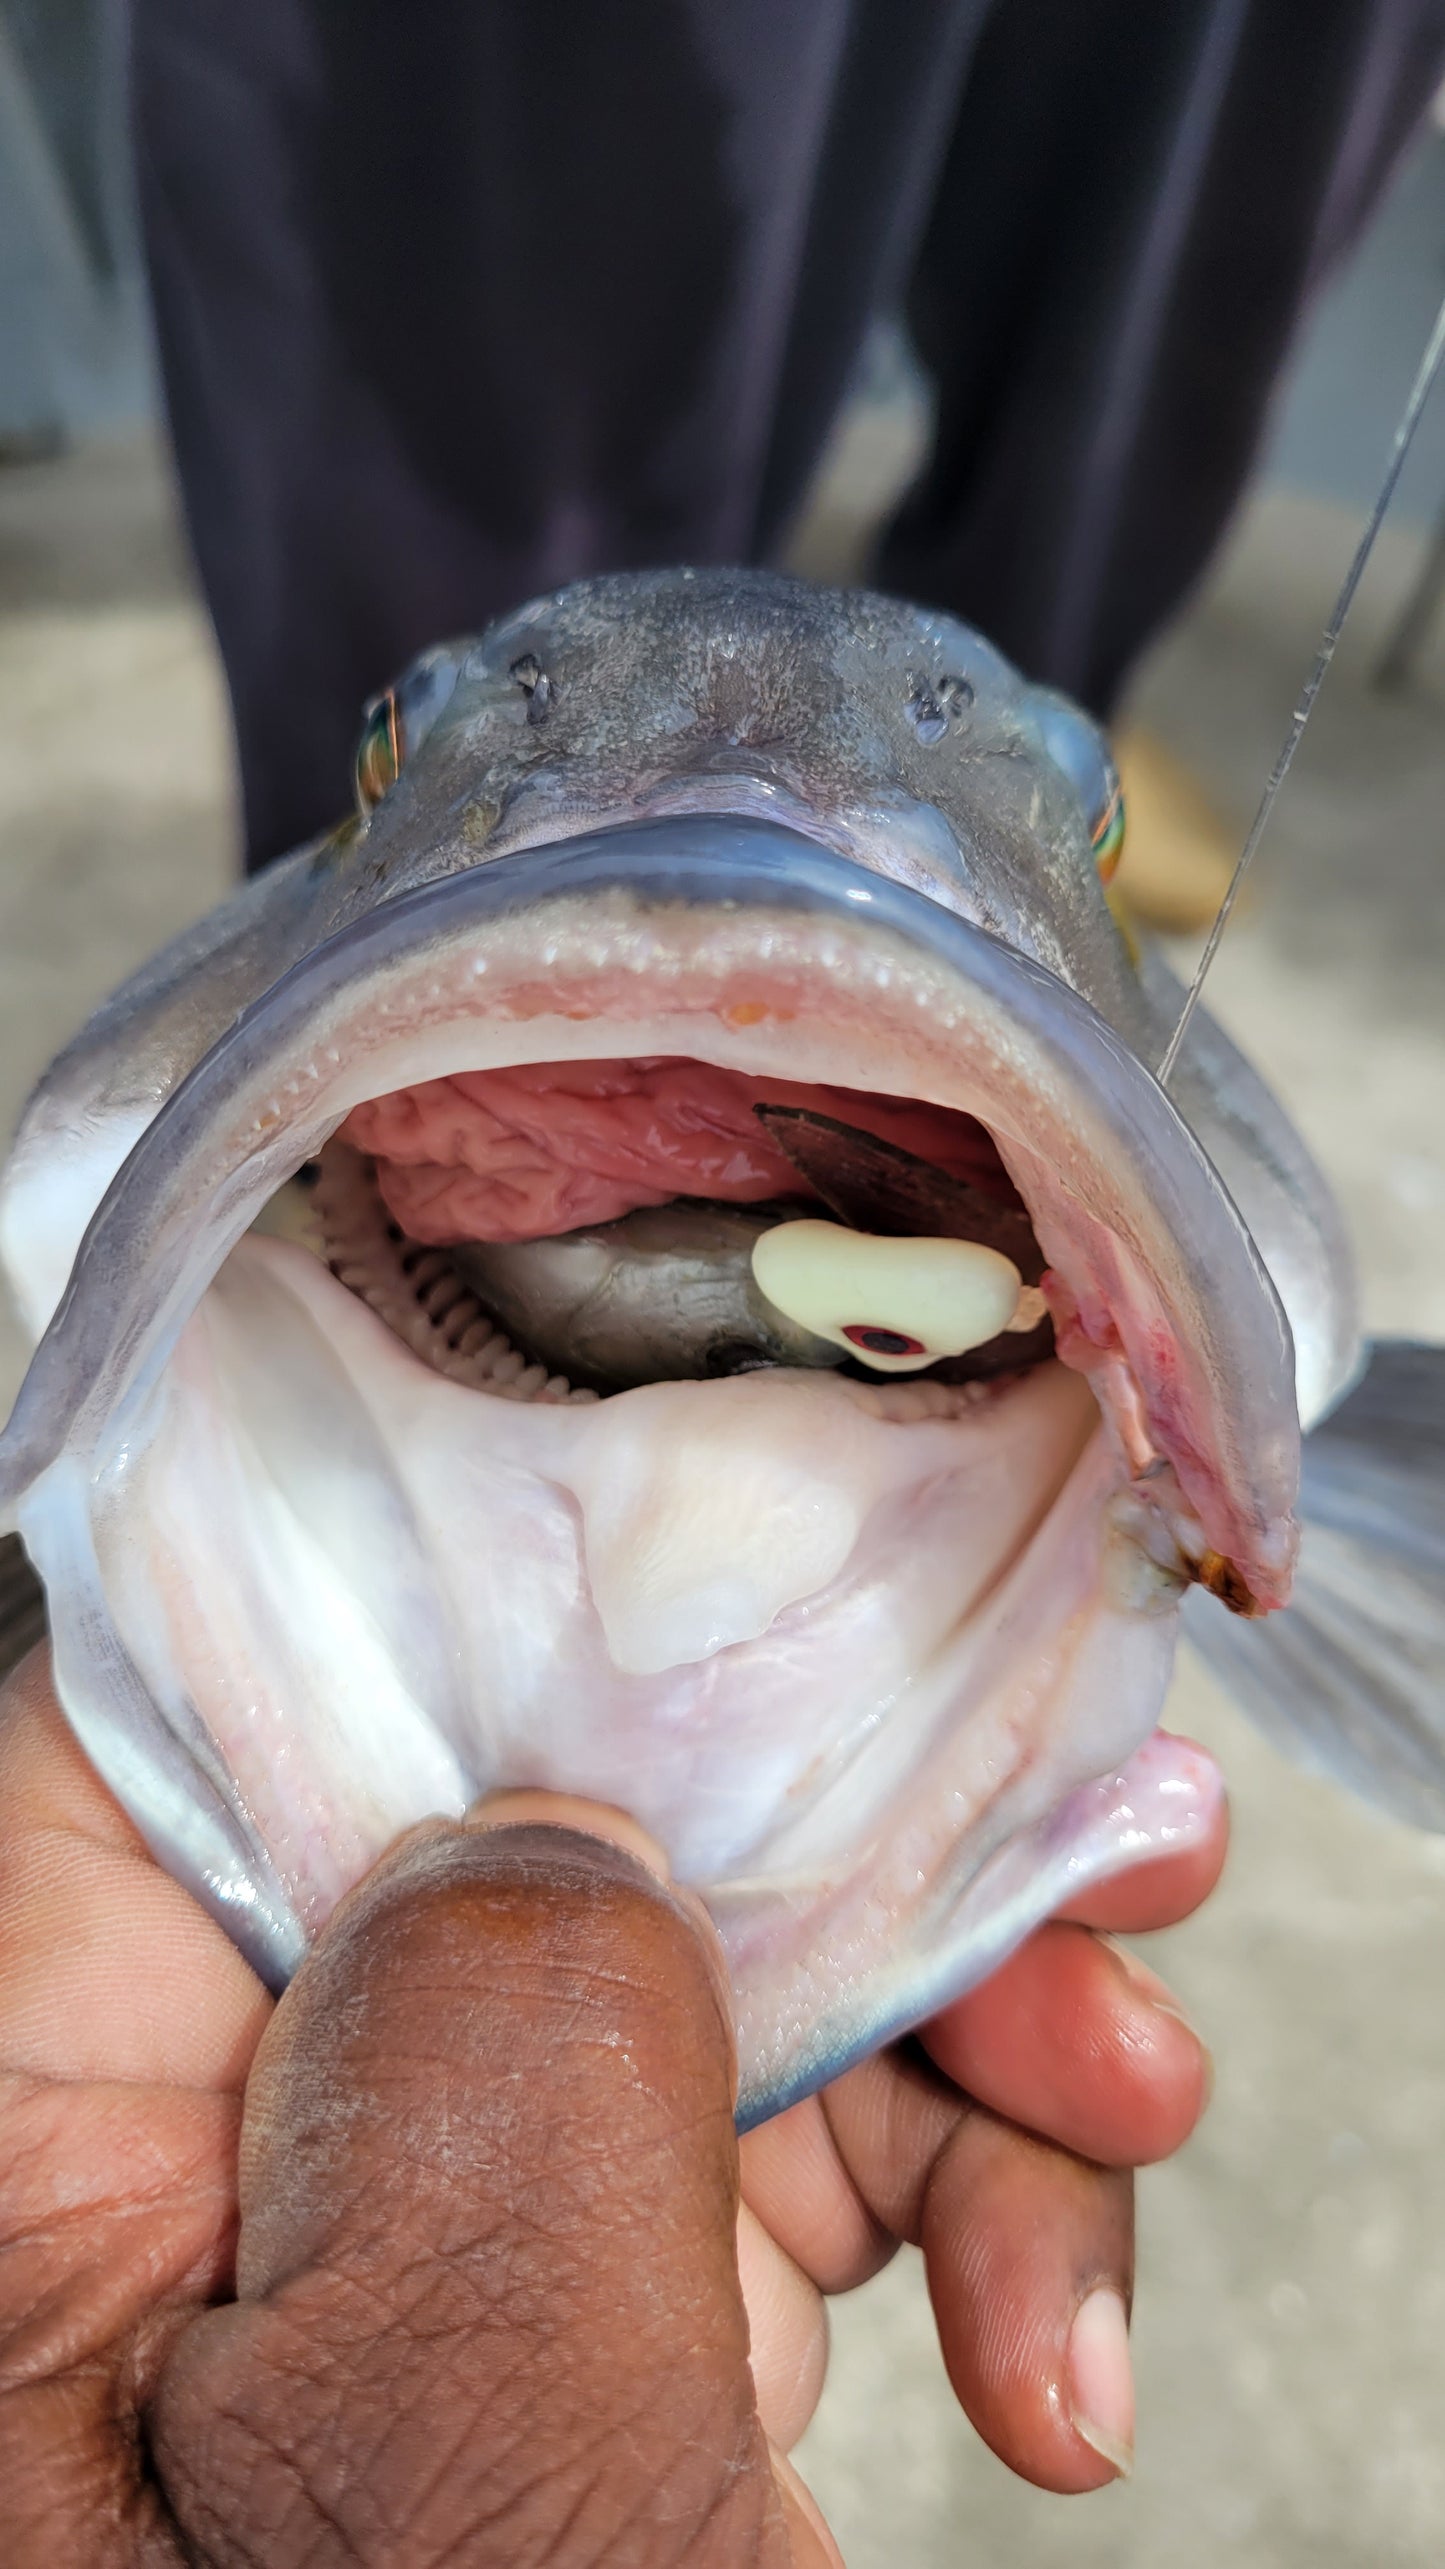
[{"xmin": 0, "ymin": 566, "xmax": 1441, "ymax": 2130}]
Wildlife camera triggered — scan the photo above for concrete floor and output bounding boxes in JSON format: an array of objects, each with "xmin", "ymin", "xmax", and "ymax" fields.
[{"xmin": 3, "ymin": 438, "xmax": 1445, "ymax": 2564}]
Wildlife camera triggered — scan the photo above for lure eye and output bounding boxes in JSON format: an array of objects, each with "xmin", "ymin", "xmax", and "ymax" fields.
[
  {"xmin": 841, "ymin": 1325, "xmax": 928, "ymax": 1358},
  {"xmin": 355, "ymin": 689, "xmax": 404, "ymax": 813}
]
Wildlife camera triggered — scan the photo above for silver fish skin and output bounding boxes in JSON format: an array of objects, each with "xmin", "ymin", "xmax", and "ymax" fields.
[{"xmin": 0, "ymin": 566, "xmax": 1440, "ymax": 2129}]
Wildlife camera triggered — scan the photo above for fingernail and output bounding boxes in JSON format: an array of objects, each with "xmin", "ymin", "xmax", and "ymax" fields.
[
  {"xmin": 463, "ymin": 1790, "xmax": 671, "ymax": 1882},
  {"xmin": 1069, "ymin": 2285, "xmax": 1135, "ymax": 2479}
]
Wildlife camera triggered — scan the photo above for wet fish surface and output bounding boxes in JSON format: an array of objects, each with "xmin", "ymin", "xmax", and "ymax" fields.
[{"xmin": 0, "ymin": 567, "xmax": 1441, "ymax": 2127}]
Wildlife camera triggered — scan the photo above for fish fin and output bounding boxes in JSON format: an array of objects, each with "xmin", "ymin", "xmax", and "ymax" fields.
[
  {"xmin": 0, "ymin": 1530, "xmax": 47, "ymax": 1684},
  {"xmin": 1184, "ymin": 1340, "xmax": 1445, "ymax": 1828}
]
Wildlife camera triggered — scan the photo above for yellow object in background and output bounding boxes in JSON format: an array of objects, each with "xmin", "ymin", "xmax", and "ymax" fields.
[{"xmin": 1110, "ymin": 729, "xmax": 1238, "ymax": 935}]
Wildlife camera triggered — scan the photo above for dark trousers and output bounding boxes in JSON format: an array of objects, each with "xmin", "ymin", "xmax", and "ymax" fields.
[{"xmin": 130, "ymin": 0, "xmax": 1445, "ymax": 871}]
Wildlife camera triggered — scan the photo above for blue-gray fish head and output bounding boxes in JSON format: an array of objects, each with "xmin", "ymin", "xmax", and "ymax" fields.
[{"xmin": 0, "ymin": 569, "xmax": 1358, "ymax": 2124}]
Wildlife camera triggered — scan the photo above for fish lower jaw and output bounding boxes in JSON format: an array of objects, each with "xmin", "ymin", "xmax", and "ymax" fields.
[{"xmin": 45, "ymin": 1221, "xmax": 1196, "ymax": 2098}]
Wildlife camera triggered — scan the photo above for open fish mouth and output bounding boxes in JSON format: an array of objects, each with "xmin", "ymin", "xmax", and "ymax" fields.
[{"xmin": 0, "ymin": 812, "xmax": 1296, "ymax": 2121}]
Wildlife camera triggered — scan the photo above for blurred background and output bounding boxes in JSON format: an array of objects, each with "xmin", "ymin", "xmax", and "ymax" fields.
[{"xmin": 2, "ymin": 9, "xmax": 1445, "ymax": 2562}]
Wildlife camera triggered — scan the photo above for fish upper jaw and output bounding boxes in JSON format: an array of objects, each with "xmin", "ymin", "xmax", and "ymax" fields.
[
  {"xmin": 0, "ymin": 817, "xmax": 1298, "ymax": 1595},
  {"xmin": 393, "ymin": 748, "xmax": 1148, "ymax": 1034},
  {"xmin": 454, "ymin": 760, "xmax": 998, "ymax": 927}
]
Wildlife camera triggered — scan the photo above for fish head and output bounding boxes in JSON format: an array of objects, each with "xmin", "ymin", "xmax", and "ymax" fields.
[
  {"xmin": 0, "ymin": 569, "xmax": 1341, "ymax": 2124},
  {"xmin": 353, "ymin": 570, "xmax": 1143, "ymax": 1000}
]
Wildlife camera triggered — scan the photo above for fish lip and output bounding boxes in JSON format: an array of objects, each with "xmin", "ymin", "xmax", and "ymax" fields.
[
  {"xmin": 483, "ymin": 770, "xmax": 879, "ymax": 873},
  {"xmin": 479, "ymin": 767, "xmax": 926, "ymax": 876},
  {"xmin": 626, "ymin": 769, "xmax": 869, "ymax": 864},
  {"xmin": 487, "ymin": 768, "xmax": 982, "ymax": 905},
  {"xmin": 0, "ymin": 811, "xmax": 1298, "ymax": 1593}
]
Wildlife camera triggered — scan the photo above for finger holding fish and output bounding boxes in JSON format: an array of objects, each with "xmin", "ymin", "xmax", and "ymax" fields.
[
  {"xmin": 739, "ymin": 1874, "xmax": 1216, "ymax": 2480},
  {"xmin": 746, "ymin": 2041, "xmax": 1139, "ymax": 2491},
  {"xmin": 739, "ymin": 1808, "xmax": 1224, "ymax": 2301},
  {"xmin": 917, "ymin": 1919, "xmax": 1212, "ymax": 2170},
  {"xmin": 1, "ymin": 1649, "xmax": 1211, "ymax": 2521}
]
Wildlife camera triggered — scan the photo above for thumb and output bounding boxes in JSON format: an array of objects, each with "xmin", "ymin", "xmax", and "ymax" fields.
[{"xmin": 149, "ymin": 1809, "xmax": 824, "ymax": 2567}]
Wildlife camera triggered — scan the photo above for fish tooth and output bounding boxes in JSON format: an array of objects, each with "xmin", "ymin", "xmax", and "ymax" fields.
[{"xmin": 750, "ymin": 1219, "xmax": 1023, "ymax": 1373}]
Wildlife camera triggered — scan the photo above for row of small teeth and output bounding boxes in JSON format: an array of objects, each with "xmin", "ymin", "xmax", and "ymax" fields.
[
  {"xmin": 307, "ymin": 1147, "xmax": 597, "ymax": 1405},
  {"xmin": 268, "ymin": 1145, "xmax": 1048, "ymax": 1404}
]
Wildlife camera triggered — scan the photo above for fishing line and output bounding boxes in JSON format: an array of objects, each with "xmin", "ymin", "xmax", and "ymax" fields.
[{"xmin": 1158, "ymin": 283, "xmax": 1445, "ymax": 1089}]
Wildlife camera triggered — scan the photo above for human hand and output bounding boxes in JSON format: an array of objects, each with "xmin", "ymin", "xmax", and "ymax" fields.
[{"xmin": 0, "ymin": 1651, "xmax": 1219, "ymax": 2564}]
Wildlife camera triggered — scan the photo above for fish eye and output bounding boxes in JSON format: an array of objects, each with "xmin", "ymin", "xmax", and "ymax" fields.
[
  {"xmin": 354, "ymin": 646, "xmax": 462, "ymax": 816},
  {"xmin": 1033, "ymin": 693, "xmax": 1127, "ymax": 882},
  {"xmin": 1090, "ymin": 772, "xmax": 1126, "ymax": 883},
  {"xmin": 355, "ymin": 689, "xmax": 403, "ymax": 813}
]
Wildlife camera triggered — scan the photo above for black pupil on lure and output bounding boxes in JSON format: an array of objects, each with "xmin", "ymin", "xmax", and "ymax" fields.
[{"xmin": 843, "ymin": 1325, "xmax": 926, "ymax": 1357}]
